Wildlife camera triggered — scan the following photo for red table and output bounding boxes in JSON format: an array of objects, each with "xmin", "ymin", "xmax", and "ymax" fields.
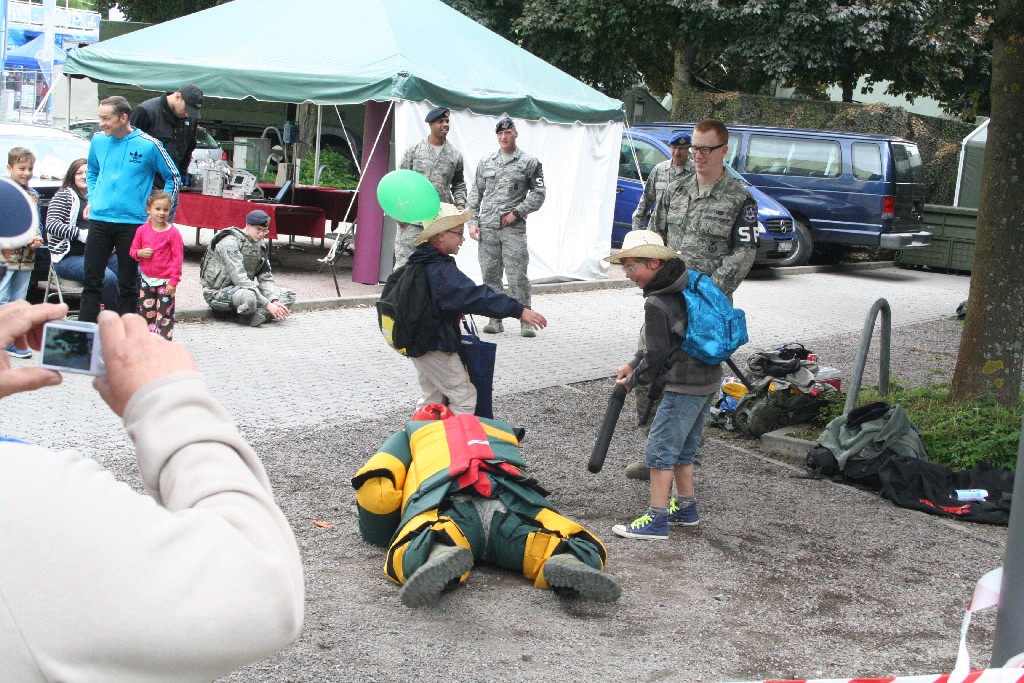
[
  {"xmin": 290, "ymin": 186, "xmax": 357, "ymax": 224},
  {"xmin": 176, "ymin": 191, "xmax": 326, "ymax": 240}
]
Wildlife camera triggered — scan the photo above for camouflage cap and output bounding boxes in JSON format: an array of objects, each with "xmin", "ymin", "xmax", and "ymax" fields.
[{"xmin": 495, "ymin": 116, "xmax": 515, "ymax": 133}]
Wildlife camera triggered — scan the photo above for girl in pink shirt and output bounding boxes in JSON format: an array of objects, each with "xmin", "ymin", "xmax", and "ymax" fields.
[{"xmin": 130, "ymin": 190, "xmax": 184, "ymax": 339}]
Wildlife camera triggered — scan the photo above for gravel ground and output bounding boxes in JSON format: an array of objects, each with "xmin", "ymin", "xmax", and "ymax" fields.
[{"xmin": 86, "ymin": 316, "xmax": 1007, "ymax": 683}]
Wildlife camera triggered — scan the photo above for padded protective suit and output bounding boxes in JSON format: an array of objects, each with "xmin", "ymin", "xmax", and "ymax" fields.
[{"xmin": 352, "ymin": 414, "xmax": 608, "ymax": 590}]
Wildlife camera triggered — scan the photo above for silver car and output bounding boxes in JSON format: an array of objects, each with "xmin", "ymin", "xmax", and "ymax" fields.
[
  {"xmin": 67, "ymin": 119, "xmax": 226, "ymax": 163},
  {"xmin": 1, "ymin": 122, "xmax": 92, "ymax": 206}
]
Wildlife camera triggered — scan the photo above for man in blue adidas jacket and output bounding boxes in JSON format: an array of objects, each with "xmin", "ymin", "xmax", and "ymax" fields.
[{"xmin": 81, "ymin": 96, "xmax": 180, "ymax": 322}]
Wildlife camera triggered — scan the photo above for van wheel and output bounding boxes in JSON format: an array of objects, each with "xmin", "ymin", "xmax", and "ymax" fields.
[{"xmin": 775, "ymin": 220, "xmax": 812, "ymax": 267}]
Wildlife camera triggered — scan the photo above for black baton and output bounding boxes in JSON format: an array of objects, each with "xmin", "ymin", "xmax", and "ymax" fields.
[{"xmin": 588, "ymin": 384, "xmax": 627, "ymax": 473}]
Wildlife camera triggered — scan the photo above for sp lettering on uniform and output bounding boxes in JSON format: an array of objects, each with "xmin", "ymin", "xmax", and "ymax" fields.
[{"xmin": 736, "ymin": 225, "xmax": 759, "ymax": 244}]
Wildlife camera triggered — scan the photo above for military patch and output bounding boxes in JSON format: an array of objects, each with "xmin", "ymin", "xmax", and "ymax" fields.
[{"xmin": 743, "ymin": 203, "xmax": 757, "ymax": 222}]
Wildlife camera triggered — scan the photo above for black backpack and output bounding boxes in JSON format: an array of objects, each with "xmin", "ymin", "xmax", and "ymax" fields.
[
  {"xmin": 732, "ymin": 380, "xmax": 837, "ymax": 438},
  {"xmin": 376, "ymin": 262, "xmax": 439, "ymax": 358}
]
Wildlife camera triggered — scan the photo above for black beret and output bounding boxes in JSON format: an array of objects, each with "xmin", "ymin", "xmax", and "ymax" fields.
[
  {"xmin": 425, "ymin": 107, "xmax": 450, "ymax": 123},
  {"xmin": 495, "ymin": 116, "xmax": 515, "ymax": 133}
]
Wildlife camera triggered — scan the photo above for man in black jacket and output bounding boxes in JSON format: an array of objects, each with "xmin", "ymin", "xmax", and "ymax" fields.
[{"xmin": 129, "ymin": 84, "xmax": 204, "ymax": 181}]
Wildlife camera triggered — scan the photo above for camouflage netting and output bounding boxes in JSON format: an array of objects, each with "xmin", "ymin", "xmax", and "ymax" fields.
[{"xmin": 671, "ymin": 88, "xmax": 973, "ymax": 206}]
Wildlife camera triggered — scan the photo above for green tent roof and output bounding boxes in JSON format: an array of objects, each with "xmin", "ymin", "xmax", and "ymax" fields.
[{"xmin": 63, "ymin": 0, "xmax": 624, "ymax": 125}]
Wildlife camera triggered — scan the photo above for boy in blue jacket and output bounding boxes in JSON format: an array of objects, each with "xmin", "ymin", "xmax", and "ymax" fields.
[
  {"xmin": 81, "ymin": 96, "xmax": 180, "ymax": 322},
  {"xmin": 404, "ymin": 204, "xmax": 547, "ymax": 414}
]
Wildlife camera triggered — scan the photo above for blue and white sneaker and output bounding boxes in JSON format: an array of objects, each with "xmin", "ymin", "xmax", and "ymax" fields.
[
  {"xmin": 6, "ymin": 344, "xmax": 32, "ymax": 359},
  {"xmin": 668, "ymin": 498, "xmax": 700, "ymax": 526},
  {"xmin": 612, "ymin": 512, "xmax": 668, "ymax": 540}
]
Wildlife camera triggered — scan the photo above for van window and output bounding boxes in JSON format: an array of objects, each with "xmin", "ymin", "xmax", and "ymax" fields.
[
  {"xmin": 891, "ymin": 143, "xmax": 925, "ymax": 184},
  {"xmin": 746, "ymin": 135, "xmax": 841, "ymax": 178},
  {"xmin": 619, "ymin": 139, "xmax": 668, "ymax": 181},
  {"xmin": 852, "ymin": 143, "xmax": 883, "ymax": 181}
]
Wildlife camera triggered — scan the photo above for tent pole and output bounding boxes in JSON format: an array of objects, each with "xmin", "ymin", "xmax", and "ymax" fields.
[
  {"xmin": 66, "ymin": 74, "xmax": 71, "ymax": 126},
  {"xmin": 352, "ymin": 100, "xmax": 393, "ymax": 285},
  {"xmin": 314, "ymin": 104, "xmax": 322, "ymax": 187}
]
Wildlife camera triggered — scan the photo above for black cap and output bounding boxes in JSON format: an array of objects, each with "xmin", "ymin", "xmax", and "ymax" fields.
[
  {"xmin": 495, "ymin": 116, "xmax": 515, "ymax": 133},
  {"xmin": 179, "ymin": 83, "xmax": 203, "ymax": 119},
  {"xmin": 425, "ymin": 107, "xmax": 450, "ymax": 123}
]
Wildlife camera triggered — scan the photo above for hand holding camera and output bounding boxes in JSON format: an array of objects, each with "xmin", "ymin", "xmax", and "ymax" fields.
[
  {"xmin": 91, "ymin": 311, "xmax": 197, "ymax": 417},
  {"xmin": 0, "ymin": 301, "xmax": 67, "ymax": 400}
]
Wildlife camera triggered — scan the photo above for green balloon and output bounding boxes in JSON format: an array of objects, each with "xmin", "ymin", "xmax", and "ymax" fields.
[{"xmin": 376, "ymin": 170, "xmax": 441, "ymax": 223}]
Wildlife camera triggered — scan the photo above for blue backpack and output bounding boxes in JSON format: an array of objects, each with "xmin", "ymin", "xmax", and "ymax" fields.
[{"xmin": 678, "ymin": 270, "xmax": 748, "ymax": 365}]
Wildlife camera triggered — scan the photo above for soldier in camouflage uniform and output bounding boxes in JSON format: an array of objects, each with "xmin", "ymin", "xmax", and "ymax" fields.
[
  {"xmin": 631, "ymin": 131, "xmax": 693, "ymax": 230},
  {"xmin": 627, "ymin": 120, "xmax": 758, "ymax": 480},
  {"xmin": 650, "ymin": 121, "xmax": 758, "ymax": 298},
  {"xmin": 467, "ymin": 116, "xmax": 546, "ymax": 338},
  {"xmin": 200, "ymin": 210, "xmax": 296, "ymax": 327},
  {"xmin": 394, "ymin": 107, "xmax": 468, "ymax": 266}
]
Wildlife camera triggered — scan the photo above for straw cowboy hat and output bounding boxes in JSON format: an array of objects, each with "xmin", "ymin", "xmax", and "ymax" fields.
[
  {"xmin": 604, "ymin": 230, "xmax": 678, "ymax": 263},
  {"xmin": 415, "ymin": 204, "xmax": 474, "ymax": 244}
]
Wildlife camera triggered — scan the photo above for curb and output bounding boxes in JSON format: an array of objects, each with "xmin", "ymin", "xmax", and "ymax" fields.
[
  {"xmin": 759, "ymin": 426, "xmax": 817, "ymax": 460},
  {"xmin": 174, "ymin": 260, "xmax": 895, "ymax": 321}
]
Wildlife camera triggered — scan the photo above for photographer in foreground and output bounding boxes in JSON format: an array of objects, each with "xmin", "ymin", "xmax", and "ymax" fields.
[{"xmin": 0, "ymin": 302, "xmax": 305, "ymax": 682}]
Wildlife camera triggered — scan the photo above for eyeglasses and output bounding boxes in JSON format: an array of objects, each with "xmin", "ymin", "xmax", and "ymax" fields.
[
  {"xmin": 688, "ymin": 143, "xmax": 726, "ymax": 156},
  {"xmin": 445, "ymin": 228, "xmax": 465, "ymax": 239},
  {"xmin": 622, "ymin": 262, "xmax": 646, "ymax": 274},
  {"xmin": 252, "ymin": 226, "xmax": 271, "ymax": 234}
]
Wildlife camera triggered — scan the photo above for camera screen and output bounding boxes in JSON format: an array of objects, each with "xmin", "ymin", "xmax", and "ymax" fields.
[{"xmin": 41, "ymin": 325, "xmax": 95, "ymax": 371}]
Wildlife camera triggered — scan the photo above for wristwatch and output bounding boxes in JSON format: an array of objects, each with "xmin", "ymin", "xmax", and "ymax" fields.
[{"xmin": 511, "ymin": 209, "xmax": 521, "ymax": 218}]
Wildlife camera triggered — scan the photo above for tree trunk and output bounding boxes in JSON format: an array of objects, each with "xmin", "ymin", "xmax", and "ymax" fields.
[
  {"xmin": 950, "ymin": 0, "xmax": 1024, "ymax": 406},
  {"xmin": 296, "ymin": 102, "xmax": 319, "ymax": 162},
  {"xmin": 670, "ymin": 41, "xmax": 696, "ymax": 120},
  {"xmin": 840, "ymin": 65, "xmax": 856, "ymax": 102}
]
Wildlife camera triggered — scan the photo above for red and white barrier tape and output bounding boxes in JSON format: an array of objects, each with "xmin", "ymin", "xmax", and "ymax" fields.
[{"xmin": 723, "ymin": 568, "xmax": 1024, "ymax": 683}]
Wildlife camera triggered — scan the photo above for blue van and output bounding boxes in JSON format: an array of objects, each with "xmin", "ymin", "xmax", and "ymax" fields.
[
  {"xmin": 616, "ymin": 128, "xmax": 797, "ymax": 265},
  {"xmin": 632, "ymin": 123, "xmax": 930, "ymax": 265}
]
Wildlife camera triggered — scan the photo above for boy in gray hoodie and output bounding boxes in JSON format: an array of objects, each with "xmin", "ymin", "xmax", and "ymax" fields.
[{"xmin": 607, "ymin": 231, "xmax": 722, "ymax": 539}]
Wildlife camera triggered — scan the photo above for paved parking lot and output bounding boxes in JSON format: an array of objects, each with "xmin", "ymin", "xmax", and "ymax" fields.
[{"xmin": 3, "ymin": 265, "xmax": 970, "ymax": 452}]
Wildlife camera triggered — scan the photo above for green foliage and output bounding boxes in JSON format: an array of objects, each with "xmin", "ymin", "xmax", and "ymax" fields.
[
  {"xmin": 299, "ymin": 148, "xmax": 357, "ymax": 190},
  {"xmin": 727, "ymin": 0, "xmax": 994, "ymax": 119},
  {"xmin": 105, "ymin": 0, "xmax": 225, "ymax": 22},
  {"xmin": 447, "ymin": 0, "xmax": 993, "ymax": 121},
  {"xmin": 801, "ymin": 384, "xmax": 1023, "ymax": 471}
]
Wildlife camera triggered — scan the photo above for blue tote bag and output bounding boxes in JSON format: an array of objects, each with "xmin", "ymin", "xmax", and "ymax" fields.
[{"xmin": 459, "ymin": 317, "xmax": 497, "ymax": 418}]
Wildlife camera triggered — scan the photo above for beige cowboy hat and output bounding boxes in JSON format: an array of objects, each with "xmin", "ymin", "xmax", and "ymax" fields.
[
  {"xmin": 415, "ymin": 203, "xmax": 474, "ymax": 244},
  {"xmin": 604, "ymin": 230, "xmax": 678, "ymax": 263}
]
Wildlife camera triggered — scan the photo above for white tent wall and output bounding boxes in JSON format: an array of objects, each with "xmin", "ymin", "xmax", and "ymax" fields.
[
  {"xmin": 954, "ymin": 118, "xmax": 988, "ymax": 210},
  {"xmin": 393, "ymin": 100, "xmax": 621, "ymax": 284}
]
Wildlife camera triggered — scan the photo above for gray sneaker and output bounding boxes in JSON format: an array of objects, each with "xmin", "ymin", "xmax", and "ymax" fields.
[
  {"xmin": 482, "ymin": 318, "xmax": 503, "ymax": 334},
  {"xmin": 520, "ymin": 322, "xmax": 536, "ymax": 338},
  {"xmin": 543, "ymin": 554, "xmax": 621, "ymax": 603},
  {"xmin": 398, "ymin": 545, "xmax": 473, "ymax": 608},
  {"xmin": 624, "ymin": 461, "xmax": 650, "ymax": 480},
  {"xmin": 243, "ymin": 309, "xmax": 270, "ymax": 327}
]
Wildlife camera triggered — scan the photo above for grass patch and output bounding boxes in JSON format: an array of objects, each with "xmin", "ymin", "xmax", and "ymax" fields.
[{"xmin": 788, "ymin": 384, "xmax": 1022, "ymax": 471}]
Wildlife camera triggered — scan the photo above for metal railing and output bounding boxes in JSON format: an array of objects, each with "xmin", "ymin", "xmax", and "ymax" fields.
[{"xmin": 843, "ymin": 297, "xmax": 891, "ymax": 415}]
